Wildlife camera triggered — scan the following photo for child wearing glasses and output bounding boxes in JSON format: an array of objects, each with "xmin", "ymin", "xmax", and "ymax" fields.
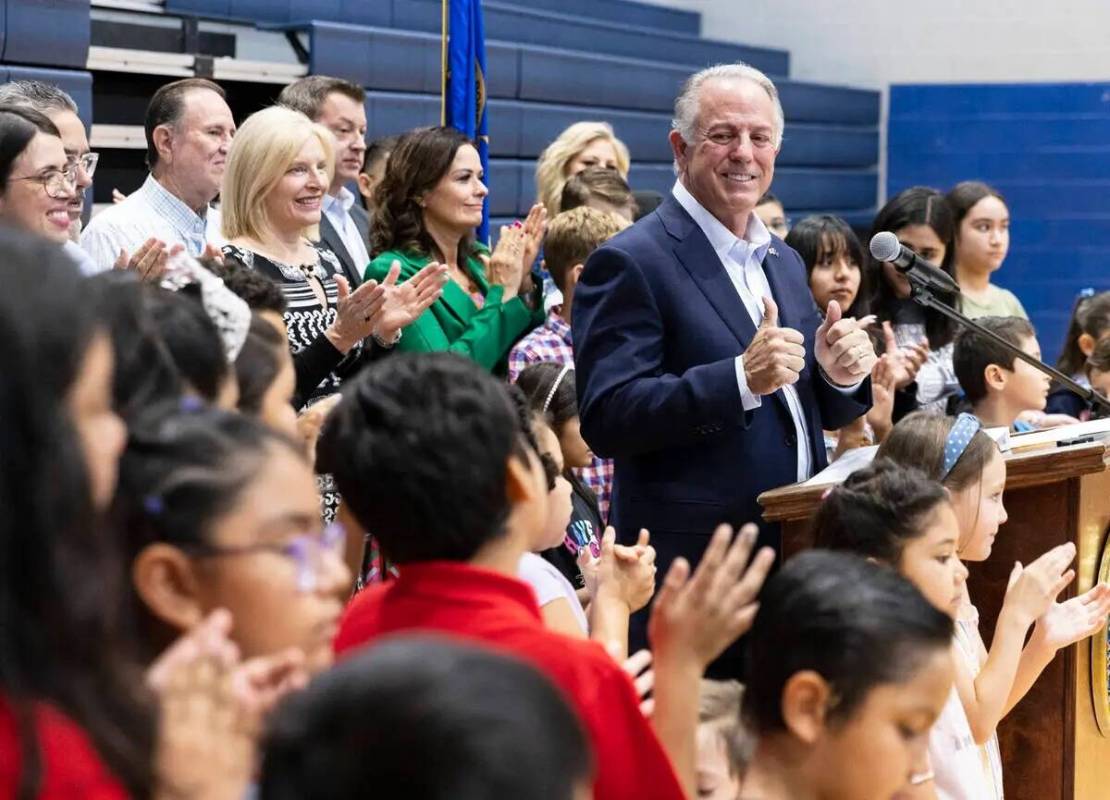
[{"xmin": 113, "ymin": 402, "xmax": 351, "ymax": 677}]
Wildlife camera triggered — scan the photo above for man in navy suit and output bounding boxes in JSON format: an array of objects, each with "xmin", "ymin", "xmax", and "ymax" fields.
[{"xmin": 572, "ymin": 63, "xmax": 877, "ymax": 676}]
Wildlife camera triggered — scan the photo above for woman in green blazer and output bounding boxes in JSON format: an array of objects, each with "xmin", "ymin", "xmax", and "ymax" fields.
[{"xmin": 366, "ymin": 127, "xmax": 546, "ymax": 372}]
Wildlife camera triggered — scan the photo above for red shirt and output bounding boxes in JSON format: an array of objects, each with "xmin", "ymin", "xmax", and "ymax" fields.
[
  {"xmin": 335, "ymin": 561, "xmax": 686, "ymax": 800},
  {"xmin": 0, "ymin": 696, "xmax": 128, "ymax": 799}
]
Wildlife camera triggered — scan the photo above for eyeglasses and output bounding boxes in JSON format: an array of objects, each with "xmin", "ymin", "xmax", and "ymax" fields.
[
  {"xmin": 69, "ymin": 152, "xmax": 99, "ymax": 179},
  {"xmin": 9, "ymin": 163, "xmax": 79, "ymax": 199},
  {"xmin": 181, "ymin": 522, "xmax": 347, "ymax": 593}
]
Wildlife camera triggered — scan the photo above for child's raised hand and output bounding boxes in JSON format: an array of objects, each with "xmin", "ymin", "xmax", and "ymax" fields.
[
  {"xmin": 1002, "ymin": 543, "xmax": 1076, "ymax": 627},
  {"xmin": 1032, "ymin": 582, "xmax": 1110, "ymax": 652},
  {"xmin": 648, "ymin": 523, "xmax": 775, "ymax": 669}
]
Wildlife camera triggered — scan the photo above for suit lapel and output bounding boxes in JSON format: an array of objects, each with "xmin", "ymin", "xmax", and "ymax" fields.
[
  {"xmin": 438, "ymin": 256, "xmax": 487, "ymax": 326},
  {"xmin": 664, "ymin": 202, "xmax": 759, "ymax": 350},
  {"xmin": 319, "ymin": 215, "xmax": 361, "ymax": 287},
  {"xmin": 761, "ymin": 245, "xmax": 795, "ymax": 331}
]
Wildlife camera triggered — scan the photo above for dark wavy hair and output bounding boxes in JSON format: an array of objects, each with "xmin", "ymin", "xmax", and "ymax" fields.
[
  {"xmin": 865, "ymin": 187, "xmax": 959, "ymax": 351},
  {"xmin": 0, "ymin": 228, "xmax": 155, "ymax": 799},
  {"xmin": 370, "ymin": 126, "xmax": 480, "ymax": 265}
]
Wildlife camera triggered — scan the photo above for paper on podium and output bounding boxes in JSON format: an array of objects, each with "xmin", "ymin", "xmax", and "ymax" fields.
[
  {"xmin": 802, "ymin": 444, "xmax": 878, "ymax": 487},
  {"xmin": 1008, "ymin": 418, "xmax": 1110, "ymax": 451}
]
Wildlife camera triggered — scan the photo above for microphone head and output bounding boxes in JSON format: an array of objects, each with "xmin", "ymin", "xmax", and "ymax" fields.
[{"xmin": 869, "ymin": 231, "xmax": 901, "ymax": 262}]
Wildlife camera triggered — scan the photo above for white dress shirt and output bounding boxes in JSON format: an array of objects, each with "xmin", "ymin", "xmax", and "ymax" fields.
[
  {"xmin": 63, "ymin": 239, "xmax": 105, "ymax": 276},
  {"xmin": 672, "ymin": 180, "xmax": 857, "ymax": 482},
  {"xmin": 322, "ymin": 187, "xmax": 370, "ymax": 274},
  {"xmin": 80, "ymin": 174, "xmax": 225, "ymax": 271}
]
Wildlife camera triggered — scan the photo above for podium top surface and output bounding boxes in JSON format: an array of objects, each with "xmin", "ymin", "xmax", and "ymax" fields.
[{"xmin": 759, "ymin": 439, "xmax": 1110, "ymax": 523}]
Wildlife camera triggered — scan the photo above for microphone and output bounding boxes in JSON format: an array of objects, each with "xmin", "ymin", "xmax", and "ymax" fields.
[{"xmin": 869, "ymin": 231, "xmax": 961, "ymax": 296}]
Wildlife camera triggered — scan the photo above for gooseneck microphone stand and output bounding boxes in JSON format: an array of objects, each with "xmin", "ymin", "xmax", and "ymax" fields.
[{"xmin": 905, "ymin": 276, "xmax": 1110, "ymax": 416}]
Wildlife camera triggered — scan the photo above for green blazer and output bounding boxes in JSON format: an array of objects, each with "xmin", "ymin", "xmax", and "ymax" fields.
[{"xmin": 365, "ymin": 247, "xmax": 545, "ymax": 372}]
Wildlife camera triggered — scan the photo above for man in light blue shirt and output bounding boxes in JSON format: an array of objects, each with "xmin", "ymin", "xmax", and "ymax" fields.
[
  {"xmin": 278, "ymin": 76, "xmax": 371, "ymax": 288},
  {"xmin": 81, "ymin": 78, "xmax": 235, "ymax": 271}
]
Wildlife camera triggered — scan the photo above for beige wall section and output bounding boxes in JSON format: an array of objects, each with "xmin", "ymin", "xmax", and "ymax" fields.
[{"xmin": 637, "ymin": 0, "xmax": 1110, "ymax": 88}]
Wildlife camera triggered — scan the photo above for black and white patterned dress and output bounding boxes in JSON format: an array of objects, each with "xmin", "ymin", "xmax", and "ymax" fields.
[{"xmin": 222, "ymin": 242, "xmax": 362, "ymax": 409}]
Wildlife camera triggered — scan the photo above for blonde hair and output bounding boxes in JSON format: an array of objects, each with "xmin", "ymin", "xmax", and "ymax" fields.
[
  {"xmin": 543, "ymin": 206, "xmax": 627, "ymax": 292},
  {"xmin": 698, "ymin": 679, "xmax": 753, "ymax": 779},
  {"xmin": 221, "ymin": 105, "xmax": 335, "ymax": 242},
  {"xmin": 534, "ymin": 122, "xmax": 630, "ymax": 217}
]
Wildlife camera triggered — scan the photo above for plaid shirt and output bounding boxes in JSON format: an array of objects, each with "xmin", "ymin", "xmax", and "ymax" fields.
[{"xmin": 509, "ymin": 311, "xmax": 614, "ymax": 522}]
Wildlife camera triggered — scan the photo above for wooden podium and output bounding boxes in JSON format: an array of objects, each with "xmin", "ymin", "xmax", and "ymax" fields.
[{"xmin": 759, "ymin": 440, "xmax": 1110, "ymax": 800}]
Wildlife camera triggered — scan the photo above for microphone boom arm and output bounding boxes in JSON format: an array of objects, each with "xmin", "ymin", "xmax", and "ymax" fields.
[{"xmin": 906, "ymin": 276, "xmax": 1110, "ymax": 415}]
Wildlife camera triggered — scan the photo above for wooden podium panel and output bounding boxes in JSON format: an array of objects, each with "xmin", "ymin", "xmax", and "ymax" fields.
[{"xmin": 759, "ymin": 441, "xmax": 1110, "ymax": 800}]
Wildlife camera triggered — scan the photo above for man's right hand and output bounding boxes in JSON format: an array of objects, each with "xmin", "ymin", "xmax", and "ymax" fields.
[
  {"xmin": 743, "ymin": 296, "xmax": 806, "ymax": 395},
  {"xmin": 114, "ymin": 237, "xmax": 181, "ymax": 283}
]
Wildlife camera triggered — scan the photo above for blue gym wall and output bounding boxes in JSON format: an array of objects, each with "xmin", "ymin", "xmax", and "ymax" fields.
[{"xmin": 887, "ymin": 83, "xmax": 1110, "ymax": 363}]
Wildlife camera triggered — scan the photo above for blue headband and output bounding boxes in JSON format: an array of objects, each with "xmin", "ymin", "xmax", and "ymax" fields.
[{"xmin": 942, "ymin": 413, "xmax": 982, "ymax": 479}]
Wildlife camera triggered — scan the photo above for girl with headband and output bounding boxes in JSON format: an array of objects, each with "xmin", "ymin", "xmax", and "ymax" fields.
[{"xmin": 878, "ymin": 412, "xmax": 1110, "ymax": 799}]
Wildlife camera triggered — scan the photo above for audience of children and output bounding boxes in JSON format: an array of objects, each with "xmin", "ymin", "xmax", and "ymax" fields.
[
  {"xmin": 509, "ymin": 206, "xmax": 625, "ymax": 519},
  {"xmin": 877, "ymin": 412, "xmax": 1110, "ymax": 796},
  {"xmin": 320, "ymin": 352, "xmax": 775, "ymax": 799},
  {"xmin": 787, "ymin": 213, "xmax": 929, "ymax": 457},
  {"xmin": 740, "ymin": 550, "xmax": 956, "ymax": 800},
  {"xmin": 815, "ymin": 459, "xmax": 981, "ymax": 799},
  {"xmin": 6, "ymin": 67, "xmax": 1109, "ymax": 800}
]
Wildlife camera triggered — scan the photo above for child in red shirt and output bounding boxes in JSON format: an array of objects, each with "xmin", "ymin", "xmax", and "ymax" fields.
[{"xmin": 323, "ymin": 353, "xmax": 775, "ymax": 799}]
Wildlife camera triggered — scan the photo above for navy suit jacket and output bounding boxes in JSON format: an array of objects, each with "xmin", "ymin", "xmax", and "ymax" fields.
[{"xmin": 573, "ymin": 195, "xmax": 870, "ymax": 574}]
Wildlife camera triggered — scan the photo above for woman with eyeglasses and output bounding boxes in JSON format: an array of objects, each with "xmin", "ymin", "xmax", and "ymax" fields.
[
  {"xmin": 0, "ymin": 105, "xmax": 78, "ymax": 245},
  {"xmin": 113, "ymin": 402, "xmax": 351, "ymax": 677}
]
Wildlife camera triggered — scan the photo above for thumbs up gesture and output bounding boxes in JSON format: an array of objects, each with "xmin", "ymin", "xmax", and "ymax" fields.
[
  {"xmin": 743, "ymin": 295, "xmax": 807, "ymax": 395},
  {"xmin": 814, "ymin": 299, "xmax": 879, "ymax": 386}
]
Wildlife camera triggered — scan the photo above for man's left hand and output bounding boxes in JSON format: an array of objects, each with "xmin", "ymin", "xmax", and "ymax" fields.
[{"xmin": 815, "ymin": 300, "xmax": 878, "ymax": 386}]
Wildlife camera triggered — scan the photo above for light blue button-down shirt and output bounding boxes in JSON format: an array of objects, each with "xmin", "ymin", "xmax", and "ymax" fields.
[
  {"xmin": 80, "ymin": 174, "xmax": 225, "ymax": 271},
  {"xmin": 672, "ymin": 180, "xmax": 858, "ymax": 482}
]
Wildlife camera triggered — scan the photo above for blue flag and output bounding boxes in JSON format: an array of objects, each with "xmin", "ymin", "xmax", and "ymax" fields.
[{"xmin": 443, "ymin": 0, "xmax": 489, "ymax": 242}]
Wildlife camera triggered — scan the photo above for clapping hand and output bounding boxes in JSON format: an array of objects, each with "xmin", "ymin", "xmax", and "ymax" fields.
[
  {"xmin": 372, "ymin": 259, "xmax": 449, "ymax": 342},
  {"xmin": 325, "ymin": 275, "xmax": 387, "ymax": 353},
  {"xmin": 1032, "ymin": 582, "xmax": 1110, "ymax": 652},
  {"xmin": 865, "ymin": 352, "xmax": 898, "ymax": 442},
  {"xmin": 148, "ymin": 611, "xmax": 311, "ymax": 800},
  {"xmin": 815, "ymin": 300, "xmax": 878, "ymax": 386},
  {"xmin": 113, "ymin": 237, "xmax": 183, "ymax": 283},
  {"xmin": 488, "ymin": 223, "xmax": 528, "ymax": 300},
  {"xmin": 881, "ymin": 321, "xmax": 930, "ymax": 389},
  {"xmin": 584, "ymin": 527, "xmax": 657, "ymax": 613},
  {"xmin": 619, "ymin": 648, "xmax": 655, "ymax": 718},
  {"xmin": 648, "ymin": 523, "xmax": 775, "ymax": 669},
  {"xmin": 520, "ymin": 203, "xmax": 548, "ymax": 275},
  {"xmin": 1002, "ymin": 542, "xmax": 1077, "ymax": 629}
]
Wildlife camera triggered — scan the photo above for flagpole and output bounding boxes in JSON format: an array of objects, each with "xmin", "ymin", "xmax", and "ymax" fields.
[{"xmin": 440, "ymin": 0, "xmax": 448, "ymax": 126}]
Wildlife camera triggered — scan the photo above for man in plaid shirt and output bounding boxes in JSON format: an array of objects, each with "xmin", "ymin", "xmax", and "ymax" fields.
[{"xmin": 508, "ymin": 207, "xmax": 627, "ymax": 521}]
